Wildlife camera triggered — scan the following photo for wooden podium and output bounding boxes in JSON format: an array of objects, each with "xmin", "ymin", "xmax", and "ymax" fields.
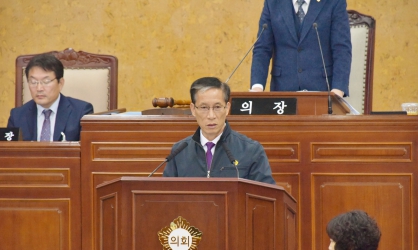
[{"xmin": 96, "ymin": 177, "xmax": 297, "ymax": 250}]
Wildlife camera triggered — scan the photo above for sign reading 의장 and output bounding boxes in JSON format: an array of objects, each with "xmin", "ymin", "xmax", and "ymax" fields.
[{"xmin": 230, "ymin": 98, "xmax": 297, "ymax": 115}]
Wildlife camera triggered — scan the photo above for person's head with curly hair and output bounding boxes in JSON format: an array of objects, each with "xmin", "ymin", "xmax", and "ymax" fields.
[{"xmin": 326, "ymin": 210, "xmax": 381, "ymax": 250}]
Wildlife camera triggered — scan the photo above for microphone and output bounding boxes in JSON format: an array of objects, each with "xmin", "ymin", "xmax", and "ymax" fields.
[
  {"xmin": 222, "ymin": 142, "xmax": 239, "ymax": 178},
  {"xmin": 225, "ymin": 23, "xmax": 268, "ymax": 84},
  {"xmin": 313, "ymin": 23, "xmax": 333, "ymax": 115},
  {"xmin": 148, "ymin": 142, "xmax": 188, "ymax": 177}
]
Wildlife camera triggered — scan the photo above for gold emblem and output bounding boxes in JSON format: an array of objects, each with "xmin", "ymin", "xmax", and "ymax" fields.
[{"xmin": 158, "ymin": 216, "xmax": 202, "ymax": 249}]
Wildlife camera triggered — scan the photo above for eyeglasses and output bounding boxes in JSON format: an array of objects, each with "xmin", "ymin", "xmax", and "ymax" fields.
[
  {"xmin": 28, "ymin": 78, "xmax": 57, "ymax": 87},
  {"xmin": 194, "ymin": 104, "xmax": 227, "ymax": 113}
]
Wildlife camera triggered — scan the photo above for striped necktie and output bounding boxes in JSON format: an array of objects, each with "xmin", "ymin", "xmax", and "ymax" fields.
[
  {"xmin": 296, "ymin": 0, "xmax": 306, "ymax": 23},
  {"xmin": 40, "ymin": 109, "xmax": 52, "ymax": 141}
]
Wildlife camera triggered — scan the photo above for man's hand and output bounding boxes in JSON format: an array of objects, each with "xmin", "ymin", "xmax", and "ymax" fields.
[
  {"xmin": 331, "ymin": 89, "xmax": 344, "ymax": 97},
  {"xmin": 250, "ymin": 86, "xmax": 263, "ymax": 92}
]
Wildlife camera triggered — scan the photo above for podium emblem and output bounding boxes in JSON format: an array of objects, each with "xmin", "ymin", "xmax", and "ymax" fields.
[{"xmin": 158, "ymin": 216, "xmax": 202, "ymax": 249}]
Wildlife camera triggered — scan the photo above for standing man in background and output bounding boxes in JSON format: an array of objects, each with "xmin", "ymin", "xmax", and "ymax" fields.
[
  {"xmin": 250, "ymin": 0, "xmax": 352, "ymax": 97},
  {"xmin": 7, "ymin": 54, "xmax": 93, "ymax": 141}
]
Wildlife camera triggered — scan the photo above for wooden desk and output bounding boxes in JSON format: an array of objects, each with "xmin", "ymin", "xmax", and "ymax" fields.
[
  {"xmin": 81, "ymin": 114, "xmax": 418, "ymax": 250},
  {"xmin": 0, "ymin": 141, "xmax": 81, "ymax": 250}
]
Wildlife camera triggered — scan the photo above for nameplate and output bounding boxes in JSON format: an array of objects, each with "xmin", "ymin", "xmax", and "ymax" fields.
[
  {"xmin": 0, "ymin": 128, "xmax": 21, "ymax": 141},
  {"xmin": 230, "ymin": 98, "xmax": 297, "ymax": 115}
]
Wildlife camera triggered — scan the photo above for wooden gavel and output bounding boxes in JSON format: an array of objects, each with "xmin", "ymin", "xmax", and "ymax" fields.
[{"xmin": 152, "ymin": 97, "xmax": 191, "ymax": 108}]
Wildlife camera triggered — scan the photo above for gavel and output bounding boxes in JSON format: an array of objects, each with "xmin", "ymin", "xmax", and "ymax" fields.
[{"xmin": 152, "ymin": 97, "xmax": 191, "ymax": 108}]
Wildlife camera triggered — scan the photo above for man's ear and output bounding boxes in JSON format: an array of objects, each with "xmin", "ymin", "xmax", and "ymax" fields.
[
  {"xmin": 190, "ymin": 103, "xmax": 196, "ymax": 117},
  {"xmin": 225, "ymin": 102, "xmax": 231, "ymax": 114},
  {"xmin": 58, "ymin": 78, "xmax": 65, "ymax": 91}
]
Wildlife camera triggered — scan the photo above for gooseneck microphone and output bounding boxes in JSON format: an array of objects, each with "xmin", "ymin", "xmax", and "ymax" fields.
[
  {"xmin": 222, "ymin": 142, "xmax": 239, "ymax": 178},
  {"xmin": 224, "ymin": 23, "xmax": 268, "ymax": 84},
  {"xmin": 313, "ymin": 23, "xmax": 333, "ymax": 115},
  {"xmin": 148, "ymin": 142, "xmax": 188, "ymax": 177}
]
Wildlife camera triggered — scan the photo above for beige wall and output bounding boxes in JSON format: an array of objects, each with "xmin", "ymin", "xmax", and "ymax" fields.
[{"xmin": 1, "ymin": 0, "xmax": 417, "ymax": 126}]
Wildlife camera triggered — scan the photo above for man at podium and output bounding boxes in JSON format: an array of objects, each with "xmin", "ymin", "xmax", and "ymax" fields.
[{"xmin": 163, "ymin": 77, "xmax": 276, "ymax": 184}]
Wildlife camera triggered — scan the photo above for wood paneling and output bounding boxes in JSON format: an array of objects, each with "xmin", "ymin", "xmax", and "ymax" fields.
[
  {"xmin": 246, "ymin": 194, "xmax": 276, "ymax": 249},
  {"xmin": 2, "ymin": 113, "xmax": 418, "ymax": 250},
  {"xmin": 0, "ymin": 199, "xmax": 70, "ymax": 250},
  {"xmin": 81, "ymin": 114, "xmax": 418, "ymax": 250},
  {"xmin": 0, "ymin": 142, "xmax": 81, "ymax": 250},
  {"xmin": 312, "ymin": 174, "xmax": 412, "ymax": 250}
]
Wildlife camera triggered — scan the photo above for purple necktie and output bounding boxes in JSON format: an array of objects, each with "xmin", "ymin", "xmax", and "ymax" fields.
[
  {"xmin": 206, "ymin": 142, "xmax": 215, "ymax": 169},
  {"xmin": 40, "ymin": 109, "xmax": 52, "ymax": 141}
]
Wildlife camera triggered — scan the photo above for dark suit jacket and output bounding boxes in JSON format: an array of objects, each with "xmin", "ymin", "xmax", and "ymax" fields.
[
  {"xmin": 251, "ymin": 0, "xmax": 352, "ymax": 96},
  {"xmin": 7, "ymin": 94, "xmax": 93, "ymax": 141}
]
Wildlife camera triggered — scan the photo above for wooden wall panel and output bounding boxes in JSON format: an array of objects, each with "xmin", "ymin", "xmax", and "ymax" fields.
[
  {"xmin": 0, "ymin": 142, "xmax": 81, "ymax": 250},
  {"xmin": 0, "ymin": 199, "xmax": 70, "ymax": 250},
  {"xmin": 0, "ymin": 168, "xmax": 69, "ymax": 187},
  {"xmin": 263, "ymin": 143, "xmax": 300, "ymax": 162},
  {"xmin": 311, "ymin": 142, "xmax": 411, "ymax": 162},
  {"xmin": 272, "ymin": 173, "xmax": 300, "ymax": 202},
  {"xmin": 312, "ymin": 174, "xmax": 412, "ymax": 250},
  {"xmin": 91, "ymin": 142, "xmax": 173, "ymax": 161}
]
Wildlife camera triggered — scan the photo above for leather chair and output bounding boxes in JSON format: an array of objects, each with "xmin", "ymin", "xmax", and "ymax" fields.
[
  {"xmin": 345, "ymin": 10, "xmax": 376, "ymax": 114},
  {"xmin": 15, "ymin": 48, "xmax": 118, "ymax": 112}
]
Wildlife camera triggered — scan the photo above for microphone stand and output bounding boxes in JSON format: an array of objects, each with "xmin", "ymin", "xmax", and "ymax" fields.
[
  {"xmin": 313, "ymin": 23, "xmax": 333, "ymax": 115},
  {"xmin": 225, "ymin": 24, "xmax": 268, "ymax": 84}
]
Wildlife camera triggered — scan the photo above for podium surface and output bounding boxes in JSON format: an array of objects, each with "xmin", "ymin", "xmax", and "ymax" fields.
[{"xmin": 96, "ymin": 177, "xmax": 297, "ymax": 250}]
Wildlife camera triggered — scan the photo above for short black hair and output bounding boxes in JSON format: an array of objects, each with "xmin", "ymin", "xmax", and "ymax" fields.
[
  {"xmin": 190, "ymin": 77, "xmax": 230, "ymax": 104},
  {"xmin": 326, "ymin": 210, "xmax": 381, "ymax": 250},
  {"xmin": 25, "ymin": 53, "xmax": 64, "ymax": 80}
]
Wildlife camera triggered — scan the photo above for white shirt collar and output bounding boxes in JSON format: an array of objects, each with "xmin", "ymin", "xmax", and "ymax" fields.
[
  {"xmin": 295, "ymin": 0, "xmax": 310, "ymax": 5},
  {"xmin": 200, "ymin": 125, "xmax": 224, "ymax": 148},
  {"xmin": 294, "ymin": 0, "xmax": 311, "ymax": 13},
  {"xmin": 36, "ymin": 94, "xmax": 61, "ymax": 117}
]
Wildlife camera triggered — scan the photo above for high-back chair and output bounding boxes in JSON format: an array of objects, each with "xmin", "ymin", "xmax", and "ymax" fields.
[
  {"xmin": 345, "ymin": 10, "xmax": 376, "ymax": 114},
  {"xmin": 15, "ymin": 48, "xmax": 118, "ymax": 112}
]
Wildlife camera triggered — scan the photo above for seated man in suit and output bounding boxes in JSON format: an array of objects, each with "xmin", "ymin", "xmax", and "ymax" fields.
[
  {"xmin": 327, "ymin": 210, "xmax": 381, "ymax": 250},
  {"xmin": 7, "ymin": 53, "xmax": 93, "ymax": 141},
  {"xmin": 163, "ymin": 77, "xmax": 275, "ymax": 184}
]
